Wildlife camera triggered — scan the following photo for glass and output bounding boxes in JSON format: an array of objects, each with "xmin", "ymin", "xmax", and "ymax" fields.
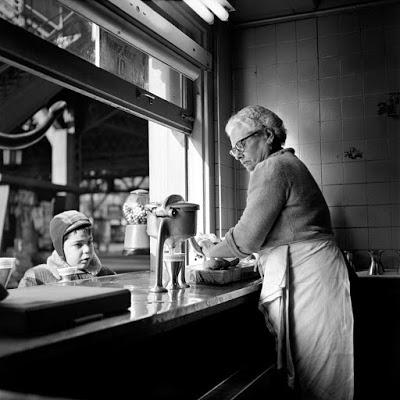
[
  {"xmin": 229, "ymin": 129, "xmax": 264, "ymax": 159},
  {"xmin": 0, "ymin": 0, "xmax": 192, "ymax": 107}
]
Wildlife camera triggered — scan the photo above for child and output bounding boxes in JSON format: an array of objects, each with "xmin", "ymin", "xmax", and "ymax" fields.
[{"xmin": 19, "ymin": 210, "xmax": 115, "ymax": 287}]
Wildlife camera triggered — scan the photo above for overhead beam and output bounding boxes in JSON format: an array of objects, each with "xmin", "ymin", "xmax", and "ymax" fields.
[{"xmin": 0, "ymin": 173, "xmax": 79, "ymax": 193}]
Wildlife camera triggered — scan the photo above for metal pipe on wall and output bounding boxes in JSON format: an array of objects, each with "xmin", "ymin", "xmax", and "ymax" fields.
[{"xmin": 235, "ymin": 0, "xmax": 400, "ymax": 29}]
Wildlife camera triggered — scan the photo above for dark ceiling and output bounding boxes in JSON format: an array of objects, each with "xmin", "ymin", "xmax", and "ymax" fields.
[{"xmin": 229, "ymin": 0, "xmax": 390, "ymax": 24}]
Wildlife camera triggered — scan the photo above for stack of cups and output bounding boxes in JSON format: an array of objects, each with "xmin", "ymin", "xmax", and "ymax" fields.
[{"xmin": 0, "ymin": 257, "xmax": 15, "ymax": 288}]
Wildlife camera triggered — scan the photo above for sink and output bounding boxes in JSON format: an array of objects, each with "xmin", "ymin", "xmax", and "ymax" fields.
[{"xmin": 357, "ymin": 269, "xmax": 400, "ymax": 277}]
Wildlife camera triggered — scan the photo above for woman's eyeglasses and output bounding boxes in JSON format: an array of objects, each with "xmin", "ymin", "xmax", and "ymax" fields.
[{"xmin": 229, "ymin": 129, "xmax": 264, "ymax": 159}]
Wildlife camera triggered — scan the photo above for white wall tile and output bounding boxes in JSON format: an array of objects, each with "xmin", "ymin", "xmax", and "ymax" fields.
[
  {"xmin": 343, "ymin": 162, "xmax": 366, "ymax": 183},
  {"xmin": 298, "ymin": 60, "xmax": 318, "ymax": 81},
  {"xmin": 277, "ymin": 42, "xmax": 297, "ymax": 63},
  {"xmin": 365, "ymin": 139, "xmax": 389, "ymax": 160},
  {"xmin": 298, "ymin": 80, "xmax": 319, "ymax": 101},
  {"xmin": 299, "ymin": 101, "xmax": 319, "ymax": 121},
  {"xmin": 277, "ymin": 82, "xmax": 298, "ymax": 104},
  {"xmin": 390, "ymin": 182, "xmax": 400, "ymax": 203},
  {"xmin": 333, "ymin": 228, "xmax": 348, "ymax": 248},
  {"xmin": 364, "ymin": 70, "xmax": 387, "ymax": 94},
  {"xmin": 343, "ymin": 183, "xmax": 367, "ymax": 204},
  {"xmin": 277, "ymin": 62, "xmax": 297, "ymax": 83},
  {"xmin": 347, "ymin": 228, "xmax": 369, "ymax": 249},
  {"xmin": 342, "ymin": 118, "xmax": 364, "ymax": 140},
  {"xmin": 320, "ymin": 77, "xmax": 340, "ymax": 99},
  {"xmin": 321, "ymin": 99, "xmax": 341, "ymax": 121},
  {"xmin": 360, "ymin": 7, "xmax": 384, "ymax": 29},
  {"xmin": 321, "ymin": 120, "xmax": 342, "ymax": 142},
  {"xmin": 363, "ymin": 53, "xmax": 385, "ymax": 72},
  {"xmin": 341, "ymin": 75, "xmax": 363, "ymax": 97},
  {"xmin": 299, "ymin": 120, "xmax": 320, "ymax": 143},
  {"xmin": 299, "ymin": 142, "xmax": 321, "ymax": 164},
  {"xmin": 323, "ymin": 184, "xmax": 344, "ymax": 206},
  {"xmin": 322, "ymin": 141, "xmax": 343, "ymax": 163},
  {"xmin": 257, "ymin": 83, "xmax": 278, "ymax": 109},
  {"xmin": 277, "ymin": 22, "xmax": 296, "ymax": 42},
  {"xmin": 296, "ymin": 19, "xmax": 316, "ymax": 40},
  {"xmin": 322, "ymin": 163, "xmax": 344, "ymax": 184},
  {"xmin": 256, "ymin": 64, "xmax": 277, "ymax": 86},
  {"xmin": 339, "ymin": 32, "xmax": 361, "ymax": 55},
  {"xmin": 392, "ymin": 227, "xmax": 400, "ymax": 248},
  {"xmin": 384, "ymin": 4, "xmax": 400, "ymax": 27},
  {"xmin": 369, "ymin": 227, "xmax": 392, "ymax": 249},
  {"xmin": 342, "ymin": 97, "xmax": 364, "ymax": 119},
  {"xmin": 341, "ymin": 54, "xmax": 363, "ymax": 75},
  {"xmin": 277, "ymin": 102, "xmax": 299, "ymax": 127},
  {"xmin": 234, "ymin": 45, "xmax": 256, "ymax": 69},
  {"xmin": 219, "ymin": 164, "xmax": 234, "ymax": 188},
  {"xmin": 318, "ymin": 35, "xmax": 339, "ymax": 58},
  {"xmin": 307, "ymin": 164, "xmax": 322, "ymax": 185},
  {"xmin": 364, "ymin": 117, "xmax": 387, "ymax": 139},
  {"xmin": 297, "ymin": 39, "xmax": 317, "ymax": 61},
  {"xmin": 234, "ymin": 28, "xmax": 255, "ymax": 49},
  {"xmin": 368, "ymin": 205, "xmax": 392, "ymax": 226},
  {"xmin": 366, "ymin": 160, "xmax": 392, "ymax": 182},
  {"xmin": 343, "ymin": 140, "xmax": 365, "ymax": 162},
  {"xmin": 330, "ymin": 206, "xmax": 346, "ymax": 227},
  {"xmin": 387, "ymin": 68, "xmax": 400, "ymax": 91},
  {"xmin": 339, "ymin": 12, "xmax": 360, "ymax": 33},
  {"xmin": 254, "ymin": 25, "xmax": 276, "ymax": 46},
  {"xmin": 255, "ymin": 44, "xmax": 277, "ymax": 66},
  {"xmin": 344, "ymin": 206, "xmax": 368, "ymax": 226},
  {"xmin": 319, "ymin": 57, "xmax": 340, "ymax": 77},
  {"xmin": 367, "ymin": 182, "xmax": 391, "ymax": 204},
  {"xmin": 318, "ymin": 15, "xmax": 339, "ymax": 36},
  {"xmin": 220, "ymin": 185, "xmax": 235, "ymax": 209},
  {"xmin": 364, "ymin": 94, "xmax": 383, "ymax": 117}
]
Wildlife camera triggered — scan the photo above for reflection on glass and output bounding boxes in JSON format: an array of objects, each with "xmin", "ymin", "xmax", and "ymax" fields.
[{"xmin": 0, "ymin": 0, "xmax": 189, "ymax": 107}]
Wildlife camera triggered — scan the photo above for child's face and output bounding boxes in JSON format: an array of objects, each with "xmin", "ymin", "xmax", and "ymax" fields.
[{"xmin": 63, "ymin": 229, "xmax": 94, "ymax": 269}]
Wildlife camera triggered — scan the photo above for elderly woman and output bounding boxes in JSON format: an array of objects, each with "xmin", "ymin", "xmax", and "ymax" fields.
[{"xmin": 200, "ymin": 105, "xmax": 354, "ymax": 400}]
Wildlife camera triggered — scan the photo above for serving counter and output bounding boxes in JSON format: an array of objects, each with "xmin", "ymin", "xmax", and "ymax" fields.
[{"xmin": 0, "ymin": 271, "xmax": 278, "ymax": 400}]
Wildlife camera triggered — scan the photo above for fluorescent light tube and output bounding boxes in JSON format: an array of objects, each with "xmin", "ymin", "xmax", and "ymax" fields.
[
  {"xmin": 200, "ymin": 0, "xmax": 229, "ymax": 21},
  {"xmin": 183, "ymin": 0, "xmax": 214, "ymax": 24}
]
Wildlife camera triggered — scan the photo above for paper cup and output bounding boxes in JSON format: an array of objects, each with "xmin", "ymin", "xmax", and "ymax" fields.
[{"xmin": 0, "ymin": 257, "xmax": 15, "ymax": 287}]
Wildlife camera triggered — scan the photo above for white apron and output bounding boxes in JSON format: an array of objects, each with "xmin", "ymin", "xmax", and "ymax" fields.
[{"xmin": 258, "ymin": 239, "xmax": 354, "ymax": 400}]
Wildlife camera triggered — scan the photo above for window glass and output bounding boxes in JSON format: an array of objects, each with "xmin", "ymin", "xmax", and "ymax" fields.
[{"xmin": 0, "ymin": 0, "xmax": 192, "ymax": 107}]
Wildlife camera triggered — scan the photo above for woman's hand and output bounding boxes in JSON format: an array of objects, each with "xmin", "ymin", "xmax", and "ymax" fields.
[{"xmin": 197, "ymin": 238, "xmax": 215, "ymax": 257}]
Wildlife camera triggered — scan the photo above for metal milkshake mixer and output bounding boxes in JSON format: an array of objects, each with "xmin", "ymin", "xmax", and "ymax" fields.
[{"xmin": 146, "ymin": 194, "xmax": 199, "ymax": 293}]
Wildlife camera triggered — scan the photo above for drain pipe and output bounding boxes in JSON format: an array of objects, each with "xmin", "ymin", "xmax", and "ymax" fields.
[{"xmin": 234, "ymin": 0, "xmax": 400, "ymax": 29}]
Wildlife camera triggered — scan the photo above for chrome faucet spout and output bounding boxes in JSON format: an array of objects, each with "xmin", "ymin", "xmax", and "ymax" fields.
[{"xmin": 368, "ymin": 250, "xmax": 385, "ymax": 276}]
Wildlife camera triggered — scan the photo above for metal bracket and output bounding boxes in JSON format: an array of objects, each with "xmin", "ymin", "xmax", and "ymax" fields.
[
  {"xmin": 136, "ymin": 89, "xmax": 155, "ymax": 104},
  {"xmin": 181, "ymin": 112, "xmax": 195, "ymax": 122}
]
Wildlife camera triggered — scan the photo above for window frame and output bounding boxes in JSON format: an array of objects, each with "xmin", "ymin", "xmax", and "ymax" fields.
[{"xmin": 0, "ymin": 16, "xmax": 193, "ymax": 134}]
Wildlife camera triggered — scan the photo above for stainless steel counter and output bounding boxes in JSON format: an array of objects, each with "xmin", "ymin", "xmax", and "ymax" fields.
[{"xmin": 0, "ymin": 271, "xmax": 262, "ymax": 359}]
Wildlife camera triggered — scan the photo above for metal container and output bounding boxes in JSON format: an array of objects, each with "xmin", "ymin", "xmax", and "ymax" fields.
[{"xmin": 146, "ymin": 195, "xmax": 199, "ymax": 292}]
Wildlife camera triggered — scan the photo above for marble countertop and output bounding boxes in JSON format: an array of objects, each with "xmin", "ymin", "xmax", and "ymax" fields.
[{"xmin": 0, "ymin": 271, "xmax": 262, "ymax": 359}]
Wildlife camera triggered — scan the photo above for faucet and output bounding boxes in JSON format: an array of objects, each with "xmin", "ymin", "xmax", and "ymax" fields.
[{"xmin": 368, "ymin": 250, "xmax": 385, "ymax": 276}]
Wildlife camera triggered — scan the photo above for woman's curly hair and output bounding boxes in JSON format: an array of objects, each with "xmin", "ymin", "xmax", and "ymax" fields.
[{"xmin": 226, "ymin": 105, "xmax": 287, "ymax": 146}]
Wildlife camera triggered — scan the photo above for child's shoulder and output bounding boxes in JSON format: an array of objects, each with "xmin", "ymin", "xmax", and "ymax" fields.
[{"xmin": 18, "ymin": 264, "xmax": 59, "ymax": 287}]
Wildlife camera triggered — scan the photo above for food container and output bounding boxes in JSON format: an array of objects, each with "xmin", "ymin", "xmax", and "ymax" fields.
[{"xmin": 122, "ymin": 190, "xmax": 150, "ymax": 255}]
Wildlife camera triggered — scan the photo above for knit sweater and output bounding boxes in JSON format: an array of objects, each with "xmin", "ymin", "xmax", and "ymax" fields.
[
  {"xmin": 209, "ymin": 148, "xmax": 333, "ymax": 258},
  {"xmin": 18, "ymin": 250, "xmax": 115, "ymax": 287}
]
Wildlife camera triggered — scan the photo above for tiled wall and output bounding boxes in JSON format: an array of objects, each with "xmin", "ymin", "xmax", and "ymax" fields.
[
  {"xmin": 231, "ymin": 4, "xmax": 400, "ymax": 269},
  {"xmin": 214, "ymin": 25, "xmax": 237, "ymax": 237}
]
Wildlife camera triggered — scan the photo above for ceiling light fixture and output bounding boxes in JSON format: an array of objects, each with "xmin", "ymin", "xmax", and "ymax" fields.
[{"xmin": 183, "ymin": 0, "xmax": 235, "ymax": 25}]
